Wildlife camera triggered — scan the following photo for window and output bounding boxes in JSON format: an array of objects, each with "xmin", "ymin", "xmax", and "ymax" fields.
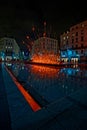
[
  {"xmin": 81, "ymin": 36, "xmax": 84, "ymax": 42},
  {"xmin": 76, "ymin": 38, "xmax": 78, "ymax": 42},
  {"xmin": 72, "ymin": 39, "xmax": 74, "ymax": 43},
  {"xmin": 67, "ymin": 36, "xmax": 69, "ymax": 39},
  {"xmin": 81, "ymin": 30, "xmax": 84, "ymax": 35},
  {"xmin": 66, "ymin": 40, "xmax": 68, "ymax": 45},
  {"xmin": 81, "ymin": 24, "xmax": 84, "ymax": 27},
  {"xmin": 81, "ymin": 44, "xmax": 83, "ymax": 48},
  {"xmin": 72, "ymin": 33, "xmax": 75, "ymax": 37},
  {"xmin": 76, "ymin": 32, "xmax": 78, "ymax": 36}
]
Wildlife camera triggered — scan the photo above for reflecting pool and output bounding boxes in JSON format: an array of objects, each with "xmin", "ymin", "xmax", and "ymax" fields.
[{"xmin": 6, "ymin": 63, "xmax": 87, "ymax": 107}]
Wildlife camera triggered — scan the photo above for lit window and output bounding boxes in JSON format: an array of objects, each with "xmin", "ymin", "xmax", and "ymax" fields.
[
  {"xmin": 67, "ymin": 36, "xmax": 69, "ymax": 39},
  {"xmin": 72, "ymin": 33, "xmax": 75, "ymax": 36},
  {"xmin": 81, "ymin": 24, "xmax": 84, "ymax": 27}
]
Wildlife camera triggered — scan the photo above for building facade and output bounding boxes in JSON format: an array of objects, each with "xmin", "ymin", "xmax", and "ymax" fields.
[
  {"xmin": 0, "ymin": 37, "xmax": 20, "ymax": 61},
  {"xmin": 31, "ymin": 36, "xmax": 59, "ymax": 63},
  {"xmin": 60, "ymin": 20, "xmax": 87, "ymax": 63},
  {"xmin": 32, "ymin": 36, "xmax": 58, "ymax": 55}
]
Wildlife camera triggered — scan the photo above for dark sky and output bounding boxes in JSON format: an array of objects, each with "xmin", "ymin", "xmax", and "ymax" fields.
[{"xmin": 0, "ymin": 0, "xmax": 87, "ymax": 40}]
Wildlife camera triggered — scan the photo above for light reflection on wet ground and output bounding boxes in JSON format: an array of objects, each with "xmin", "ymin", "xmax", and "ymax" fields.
[{"xmin": 6, "ymin": 63, "xmax": 87, "ymax": 107}]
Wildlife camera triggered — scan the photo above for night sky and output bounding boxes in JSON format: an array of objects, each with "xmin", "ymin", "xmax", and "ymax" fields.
[{"xmin": 0, "ymin": 0, "xmax": 87, "ymax": 40}]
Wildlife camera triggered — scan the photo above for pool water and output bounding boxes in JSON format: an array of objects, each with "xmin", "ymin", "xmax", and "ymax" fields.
[{"xmin": 6, "ymin": 63, "xmax": 87, "ymax": 107}]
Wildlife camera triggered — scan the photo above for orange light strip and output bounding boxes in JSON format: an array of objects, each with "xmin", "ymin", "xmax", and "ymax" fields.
[
  {"xmin": 6, "ymin": 67, "xmax": 41, "ymax": 112},
  {"xmin": 32, "ymin": 53, "xmax": 60, "ymax": 65}
]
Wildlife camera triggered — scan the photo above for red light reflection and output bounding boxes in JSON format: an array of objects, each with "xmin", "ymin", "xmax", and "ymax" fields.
[
  {"xmin": 31, "ymin": 65, "xmax": 59, "ymax": 78},
  {"xmin": 6, "ymin": 67, "xmax": 41, "ymax": 112}
]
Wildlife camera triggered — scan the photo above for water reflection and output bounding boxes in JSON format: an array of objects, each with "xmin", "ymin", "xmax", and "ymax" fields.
[
  {"xmin": 6, "ymin": 65, "xmax": 41, "ymax": 112},
  {"xmin": 30, "ymin": 65, "xmax": 60, "ymax": 78},
  {"xmin": 6, "ymin": 63, "xmax": 87, "ymax": 105}
]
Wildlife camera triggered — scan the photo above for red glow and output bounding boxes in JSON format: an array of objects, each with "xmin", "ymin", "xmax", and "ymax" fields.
[
  {"xmin": 6, "ymin": 67, "xmax": 41, "ymax": 112},
  {"xmin": 32, "ymin": 53, "xmax": 60, "ymax": 65},
  {"xmin": 32, "ymin": 26, "xmax": 35, "ymax": 31},
  {"xmin": 43, "ymin": 32, "xmax": 46, "ymax": 37},
  {"xmin": 26, "ymin": 36, "xmax": 29, "ymax": 39},
  {"xmin": 44, "ymin": 21, "xmax": 46, "ymax": 26},
  {"xmin": 30, "ymin": 65, "xmax": 59, "ymax": 78}
]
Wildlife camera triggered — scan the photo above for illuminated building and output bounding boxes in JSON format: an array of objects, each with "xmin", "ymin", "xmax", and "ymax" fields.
[
  {"xmin": 31, "ymin": 36, "xmax": 60, "ymax": 64},
  {"xmin": 60, "ymin": 20, "xmax": 87, "ymax": 63},
  {"xmin": 60, "ymin": 31, "xmax": 70, "ymax": 63},
  {"xmin": 0, "ymin": 37, "xmax": 20, "ymax": 61}
]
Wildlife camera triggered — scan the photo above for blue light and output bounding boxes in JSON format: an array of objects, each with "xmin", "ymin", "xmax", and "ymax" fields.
[
  {"xmin": 61, "ymin": 51, "xmax": 67, "ymax": 57},
  {"xmin": 67, "ymin": 68, "xmax": 72, "ymax": 75},
  {"xmin": 67, "ymin": 49, "xmax": 72, "ymax": 57},
  {"xmin": 60, "ymin": 49, "xmax": 80, "ymax": 59},
  {"xmin": 24, "ymin": 51, "xmax": 29, "ymax": 56},
  {"xmin": 0, "ymin": 51, "xmax": 5, "ymax": 61}
]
